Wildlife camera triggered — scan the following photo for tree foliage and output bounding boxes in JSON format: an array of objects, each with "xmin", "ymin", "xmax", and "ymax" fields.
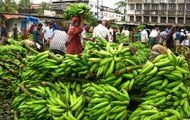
[
  {"xmin": 37, "ymin": 2, "xmax": 52, "ymax": 16},
  {"xmin": 114, "ymin": 0, "xmax": 127, "ymax": 21},
  {"xmin": 85, "ymin": 13, "xmax": 97, "ymax": 26},
  {"xmin": 18, "ymin": 0, "xmax": 31, "ymax": 9},
  {"xmin": 0, "ymin": 0, "xmax": 18, "ymax": 13}
]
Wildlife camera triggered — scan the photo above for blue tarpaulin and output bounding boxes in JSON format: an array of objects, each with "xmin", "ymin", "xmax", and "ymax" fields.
[{"xmin": 25, "ymin": 16, "xmax": 39, "ymax": 24}]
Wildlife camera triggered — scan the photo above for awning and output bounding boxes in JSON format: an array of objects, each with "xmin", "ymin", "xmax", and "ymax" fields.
[
  {"xmin": 25, "ymin": 16, "xmax": 39, "ymax": 24},
  {"xmin": 3, "ymin": 14, "xmax": 25, "ymax": 19}
]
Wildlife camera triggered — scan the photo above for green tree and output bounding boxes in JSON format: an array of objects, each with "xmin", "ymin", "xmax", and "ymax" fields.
[
  {"xmin": 114, "ymin": 0, "xmax": 127, "ymax": 21},
  {"xmin": 86, "ymin": 13, "xmax": 97, "ymax": 26},
  {"xmin": 37, "ymin": 2, "xmax": 51, "ymax": 16},
  {"xmin": 0, "ymin": 0, "xmax": 18, "ymax": 13},
  {"xmin": 18, "ymin": 0, "xmax": 31, "ymax": 9}
]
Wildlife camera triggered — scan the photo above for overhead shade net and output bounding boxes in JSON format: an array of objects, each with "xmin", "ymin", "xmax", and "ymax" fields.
[{"xmin": 25, "ymin": 16, "xmax": 39, "ymax": 24}]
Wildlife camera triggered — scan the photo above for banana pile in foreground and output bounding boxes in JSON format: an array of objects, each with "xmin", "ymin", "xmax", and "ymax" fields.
[
  {"xmin": 129, "ymin": 49, "xmax": 190, "ymax": 119},
  {"xmin": 83, "ymin": 82, "xmax": 130, "ymax": 120},
  {"xmin": 13, "ymin": 81, "xmax": 86, "ymax": 120}
]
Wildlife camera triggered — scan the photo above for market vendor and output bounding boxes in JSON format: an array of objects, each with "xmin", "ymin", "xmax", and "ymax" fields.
[
  {"xmin": 149, "ymin": 43, "xmax": 167, "ymax": 61},
  {"xmin": 66, "ymin": 15, "xmax": 84, "ymax": 55}
]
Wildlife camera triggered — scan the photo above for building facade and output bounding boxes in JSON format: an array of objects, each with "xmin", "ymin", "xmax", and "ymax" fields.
[{"xmin": 126, "ymin": 0, "xmax": 190, "ymax": 26}]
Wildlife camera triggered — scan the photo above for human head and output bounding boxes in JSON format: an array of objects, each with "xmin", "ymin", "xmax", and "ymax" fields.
[
  {"xmin": 0, "ymin": 22, "xmax": 4, "ymax": 26},
  {"xmin": 37, "ymin": 23, "xmax": 43, "ymax": 30},
  {"xmin": 170, "ymin": 26, "xmax": 176, "ymax": 33},
  {"xmin": 96, "ymin": 20, "xmax": 102, "ymax": 25},
  {"xmin": 85, "ymin": 25, "xmax": 90, "ymax": 32},
  {"xmin": 48, "ymin": 22, "xmax": 53, "ymax": 29},
  {"xmin": 72, "ymin": 16, "xmax": 80, "ymax": 26}
]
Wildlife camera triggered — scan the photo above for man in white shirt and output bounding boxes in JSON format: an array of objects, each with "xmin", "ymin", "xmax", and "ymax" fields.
[
  {"xmin": 122, "ymin": 27, "xmax": 129, "ymax": 39},
  {"xmin": 49, "ymin": 27, "xmax": 68, "ymax": 55},
  {"xmin": 44, "ymin": 22, "xmax": 53, "ymax": 43},
  {"xmin": 149, "ymin": 28, "xmax": 159, "ymax": 48},
  {"xmin": 141, "ymin": 28, "xmax": 148, "ymax": 43},
  {"xmin": 92, "ymin": 20, "xmax": 110, "ymax": 41}
]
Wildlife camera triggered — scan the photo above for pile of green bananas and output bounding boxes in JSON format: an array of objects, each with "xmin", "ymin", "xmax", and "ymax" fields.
[
  {"xmin": 176, "ymin": 45, "xmax": 189, "ymax": 56},
  {"xmin": 63, "ymin": 3, "xmax": 90, "ymax": 20},
  {"xmin": 83, "ymin": 38, "xmax": 111, "ymax": 58},
  {"xmin": 22, "ymin": 51, "xmax": 64, "ymax": 85},
  {"xmin": 116, "ymin": 33, "xmax": 130, "ymax": 44},
  {"xmin": 129, "ymin": 41, "xmax": 151, "ymax": 64},
  {"xmin": 83, "ymin": 82, "xmax": 130, "ymax": 120},
  {"xmin": 0, "ymin": 43, "xmax": 28, "ymax": 96},
  {"xmin": 129, "ymin": 49, "xmax": 190, "ymax": 119},
  {"xmin": 12, "ymin": 81, "xmax": 86, "ymax": 120}
]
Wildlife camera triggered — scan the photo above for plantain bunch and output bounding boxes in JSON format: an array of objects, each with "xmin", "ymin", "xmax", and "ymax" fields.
[{"xmin": 63, "ymin": 3, "xmax": 90, "ymax": 20}]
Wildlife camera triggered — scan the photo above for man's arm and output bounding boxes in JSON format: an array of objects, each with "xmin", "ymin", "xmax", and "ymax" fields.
[{"xmin": 33, "ymin": 30, "xmax": 38, "ymax": 48}]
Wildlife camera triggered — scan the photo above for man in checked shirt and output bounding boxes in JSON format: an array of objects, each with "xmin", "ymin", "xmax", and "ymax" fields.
[{"xmin": 49, "ymin": 23, "xmax": 68, "ymax": 55}]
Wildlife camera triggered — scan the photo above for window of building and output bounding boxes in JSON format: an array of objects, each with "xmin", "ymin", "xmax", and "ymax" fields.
[
  {"xmin": 168, "ymin": 4, "xmax": 176, "ymax": 10},
  {"xmin": 160, "ymin": 3, "xmax": 167, "ymax": 10},
  {"xmin": 168, "ymin": 17, "xmax": 175, "ymax": 23},
  {"xmin": 186, "ymin": 18, "xmax": 190, "ymax": 24},
  {"xmin": 136, "ymin": 16, "xmax": 142, "ymax": 22},
  {"xmin": 151, "ymin": 16, "xmax": 158, "ymax": 23},
  {"xmin": 160, "ymin": 17, "xmax": 166, "ymax": 23},
  {"xmin": 144, "ymin": 16, "xmax": 149, "ymax": 22},
  {"xmin": 144, "ymin": 4, "xmax": 150, "ymax": 10},
  {"xmin": 136, "ymin": 4, "xmax": 142, "ymax": 11},
  {"xmin": 178, "ymin": 18, "xmax": 184, "ymax": 24},
  {"xmin": 95, "ymin": 12, "xmax": 97, "ymax": 15},
  {"xmin": 129, "ymin": 4, "xmax": 135, "ymax": 10},
  {"xmin": 152, "ymin": 4, "xmax": 159, "ymax": 10},
  {"xmin": 186, "ymin": 4, "xmax": 190, "ymax": 10},
  {"xmin": 178, "ymin": 4, "xmax": 184, "ymax": 11},
  {"xmin": 90, "ymin": 4, "xmax": 93, "ymax": 8},
  {"xmin": 130, "ymin": 16, "xmax": 134, "ymax": 22}
]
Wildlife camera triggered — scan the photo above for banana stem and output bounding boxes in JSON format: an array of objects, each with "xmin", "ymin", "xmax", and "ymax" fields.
[
  {"xmin": 21, "ymin": 42, "xmax": 39, "ymax": 54},
  {"xmin": 0, "ymin": 88, "xmax": 12, "ymax": 92},
  {"xmin": 16, "ymin": 55, "xmax": 27, "ymax": 65},
  {"xmin": 19, "ymin": 84, "xmax": 40, "ymax": 99},
  {"xmin": 2, "ymin": 58, "xmax": 20, "ymax": 68},
  {"xmin": 48, "ymin": 52, "xmax": 63, "ymax": 63},
  {"xmin": 115, "ymin": 65, "xmax": 143, "ymax": 76},
  {"xmin": 14, "ymin": 111, "xmax": 19, "ymax": 120},
  {"xmin": 41, "ymin": 81, "xmax": 66, "ymax": 102},
  {"xmin": 19, "ymin": 84, "xmax": 31, "ymax": 96}
]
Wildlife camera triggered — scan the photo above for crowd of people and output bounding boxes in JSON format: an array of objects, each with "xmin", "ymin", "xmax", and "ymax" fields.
[{"xmin": 1, "ymin": 16, "xmax": 190, "ymax": 57}]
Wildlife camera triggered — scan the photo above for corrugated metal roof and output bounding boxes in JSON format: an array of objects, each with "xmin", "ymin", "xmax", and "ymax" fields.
[{"xmin": 3, "ymin": 14, "xmax": 25, "ymax": 19}]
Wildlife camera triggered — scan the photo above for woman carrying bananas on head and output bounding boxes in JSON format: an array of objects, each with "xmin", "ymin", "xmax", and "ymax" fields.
[{"xmin": 66, "ymin": 14, "xmax": 84, "ymax": 56}]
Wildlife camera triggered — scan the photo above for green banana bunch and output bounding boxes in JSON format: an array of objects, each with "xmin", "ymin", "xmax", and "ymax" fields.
[
  {"xmin": 176, "ymin": 45, "xmax": 189, "ymax": 56},
  {"xmin": 131, "ymin": 49, "xmax": 190, "ymax": 119},
  {"xmin": 82, "ymin": 82, "xmax": 129, "ymax": 120},
  {"xmin": 63, "ymin": 3, "xmax": 90, "ymax": 20},
  {"xmin": 88, "ymin": 42, "xmax": 136, "ymax": 78},
  {"xmin": 53, "ymin": 54, "xmax": 89, "ymax": 79},
  {"xmin": 13, "ymin": 81, "xmax": 86, "ymax": 120}
]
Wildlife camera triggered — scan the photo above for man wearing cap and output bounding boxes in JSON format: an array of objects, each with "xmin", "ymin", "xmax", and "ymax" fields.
[
  {"xmin": 33, "ymin": 23, "xmax": 44, "ymax": 52},
  {"xmin": 66, "ymin": 15, "xmax": 84, "ymax": 55}
]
